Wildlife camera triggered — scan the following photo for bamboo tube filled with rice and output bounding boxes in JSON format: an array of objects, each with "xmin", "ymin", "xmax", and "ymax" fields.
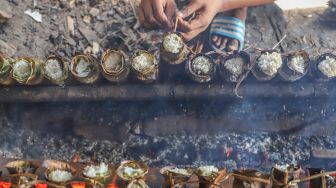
[
  {"xmin": 131, "ymin": 50, "xmax": 159, "ymax": 83},
  {"xmin": 101, "ymin": 49, "xmax": 130, "ymax": 83},
  {"xmin": 11, "ymin": 57, "xmax": 44, "ymax": 85},
  {"xmin": 311, "ymin": 53, "xmax": 336, "ymax": 82},
  {"xmin": 220, "ymin": 51, "xmax": 250, "ymax": 83},
  {"xmin": 0, "ymin": 54, "xmax": 14, "ymax": 85},
  {"xmin": 252, "ymin": 50, "xmax": 283, "ymax": 81},
  {"xmin": 42, "ymin": 56, "xmax": 70, "ymax": 86},
  {"xmin": 279, "ymin": 50, "xmax": 310, "ymax": 82},
  {"xmin": 196, "ymin": 166, "xmax": 228, "ymax": 188},
  {"xmin": 116, "ymin": 160, "xmax": 149, "ymax": 188},
  {"xmin": 160, "ymin": 32, "xmax": 189, "ymax": 65},
  {"xmin": 160, "ymin": 166, "xmax": 193, "ymax": 188},
  {"xmin": 70, "ymin": 54, "xmax": 101, "ymax": 84},
  {"xmin": 186, "ymin": 54, "xmax": 216, "ymax": 83}
]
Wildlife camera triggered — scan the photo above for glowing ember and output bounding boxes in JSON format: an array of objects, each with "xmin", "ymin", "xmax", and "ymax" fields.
[
  {"xmin": 0, "ymin": 182, "xmax": 11, "ymax": 188},
  {"xmin": 35, "ymin": 183, "xmax": 48, "ymax": 188},
  {"xmin": 70, "ymin": 182, "xmax": 86, "ymax": 188}
]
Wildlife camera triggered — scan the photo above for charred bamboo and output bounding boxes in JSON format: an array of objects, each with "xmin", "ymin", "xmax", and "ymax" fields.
[
  {"xmin": 11, "ymin": 57, "xmax": 44, "ymax": 85},
  {"xmin": 307, "ymin": 168, "xmax": 327, "ymax": 188},
  {"xmin": 196, "ymin": 166, "xmax": 227, "ymax": 188},
  {"xmin": 101, "ymin": 49, "xmax": 130, "ymax": 83},
  {"xmin": 220, "ymin": 51, "xmax": 250, "ymax": 83},
  {"xmin": 0, "ymin": 54, "xmax": 13, "ymax": 85},
  {"xmin": 252, "ymin": 50, "xmax": 282, "ymax": 81},
  {"xmin": 232, "ymin": 169, "xmax": 270, "ymax": 188},
  {"xmin": 279, "ymin": 50, "xmax": 311, "ymax": 82},
  {"xmin": 271, "ymin": 165, "xmax": 301, "ymax": 188},
  {"xmin": 70, "ymin": 54, "xmax": 101, "ymax": 84}
]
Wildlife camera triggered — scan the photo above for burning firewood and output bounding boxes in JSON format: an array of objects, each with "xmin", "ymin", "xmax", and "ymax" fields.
[
  {"xmin": 101, "ymin": 49, "xmax": 130, "ymax": 83},
  {"xmin": 278, "ymin": 50, "xmax": 311, "ymax": 82},
  {"xmin": 42, "ymin": 56, "xmax": 70, "ymax": 86},
  {"xmin": 70, "ymin": 54, "xmax": 101, "ymax": 84},
  {"xmin": 11, "ymin": 57, "xmax": 44, "ymax": 85},
  {"xmin": 116, "ymin": 160, "xmax": 149, "ymax": 188},
  {"xmin": 0, "ymin": 54, "xmax": 14, "ymax": 85}
]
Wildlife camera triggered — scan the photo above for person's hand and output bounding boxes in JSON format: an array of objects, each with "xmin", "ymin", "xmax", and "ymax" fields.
[
  {"xmin": 139, "ymin": 0, "xmax": 177, "ymax": 29},
  {"xmin": 177, "ymin": 0, "xmax": 225, "ymax": 41}
]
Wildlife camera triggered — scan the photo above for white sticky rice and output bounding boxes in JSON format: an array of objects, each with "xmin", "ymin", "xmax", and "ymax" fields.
[
  {"xmin": 83, "ymin": 162, "xmax": 109, "ymax": 178},
  {"xmin": 49, "ymin": 170, "xmax": 73, "ymax": 183},
  {"xmin": 192, "ymin": 56, "xmax": 212, "ymax": 75},
  {"xmin": 13, "ymin": 60, "xmax": 31, "ymax": 79},
  {"xmin": 257, "ymin": 52, "xmax": 282, "ymax": 76},
  {"xmin": 197, "ymin": 166, "xmax": 219, "ymax": 177},
  {"xmin": 163, "ymin": 33, "xmax": 183, "ymax": 53},
  {"xmin": 318, "ymin": 56, "xmax": 336, "ymax": 78},
  {"xmin": 45, "ymin": 59, "xmax": 64, "ymax": 80}
]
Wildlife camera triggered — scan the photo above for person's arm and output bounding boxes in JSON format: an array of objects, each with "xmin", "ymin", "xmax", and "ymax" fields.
[{"xmin": 220, "ymin": 0, "xmax": 275, "ymax": 12}]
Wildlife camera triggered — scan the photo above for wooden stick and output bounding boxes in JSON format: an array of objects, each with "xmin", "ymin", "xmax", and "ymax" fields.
[
  {"xmin": 272, "ymin": 34, "xmax": 287, "ymax": 50},
  {"xmin": 288, "ymin": 171, "xmax": 336, "ymax": 185},
  {"xmin": 173, "ymin": 17, "xmax": 179, "ymax": 33}
]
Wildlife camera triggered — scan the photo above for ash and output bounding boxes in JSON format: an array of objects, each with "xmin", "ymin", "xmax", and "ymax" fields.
[{"xmin": 0, "ymin": 115, "xmax": 335, "ymax": 172}]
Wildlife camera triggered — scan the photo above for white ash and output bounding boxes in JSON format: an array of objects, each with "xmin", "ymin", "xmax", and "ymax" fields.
[
  {"xmin": 288, "ymin": 55, "xmax": 306, "ymax": 74},
  {"xmin": 163, "ymin": 33, "xmax": 183, "ymax": 53},
  {"xmin": 318, "ymin": 56, "xmax": 336, "ymax": 78},
  {"xmin": 133, "ymin": 53, "xmax": 154, "ymax": 72},
  {"xmin": 49, "ymin": 169, "xmax": 72, "ymax": 183},
  {"xmin": 192, "ymin": 56, "xmax": 212, "ymax": 75},
  {"xmin": 75, "ymin": 58, "xmax": 91, "ymax": 77},
  {"xmin": 45, "ymin": 59, "xmax": 64, "ymax": 80},
  {"xmin": 257, "ymin": 52, "xmax": 282, "ymax": 76},
  {"xmin": 224, "ymin": 57, "xmax": 244, "ymax": 75},
  {"xmin": 13, "ymin": 60, "xmax": 31, "ymax": 79}
]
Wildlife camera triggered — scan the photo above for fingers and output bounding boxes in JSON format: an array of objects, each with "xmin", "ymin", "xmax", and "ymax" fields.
[
  {"xmin": 140, "ymin": 0, "xmax": 161, "ymax": 28},
  {"xmin": 177, "ymin": 1, "xmax": 202, "ymax": 18},
  {"xmin": 180, "ymin": 26, "xmax": 206, "ymax": 41},
  {"xmin": 178, "ymin": 14, "xmax": 207, "ymax": 32},
  {"xmin": 153, "ymin": 1, "xmax": 171, "ymax": 28},
  {"xmin": 165, "ymin": 0, "xmax": 177, "ymax": 26}
]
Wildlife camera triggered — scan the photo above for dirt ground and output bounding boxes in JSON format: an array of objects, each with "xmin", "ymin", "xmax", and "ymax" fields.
[{"xmin": 0, "ymin": 0, "xmax": 336, "ymax": 59}]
